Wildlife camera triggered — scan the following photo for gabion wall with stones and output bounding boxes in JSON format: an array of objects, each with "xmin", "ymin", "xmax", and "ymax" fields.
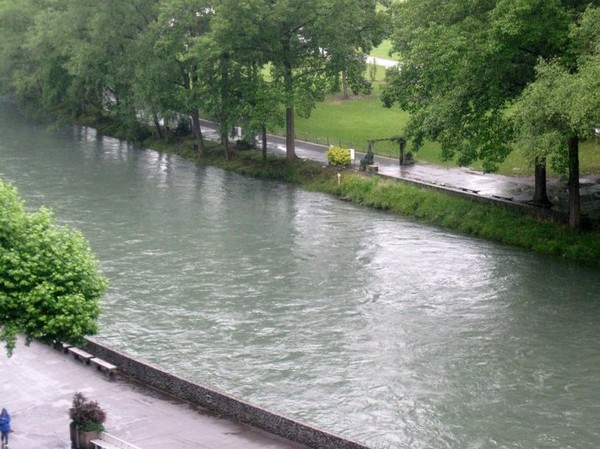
[{"xmin": 84, "ymin": 337, "xmax": 371, "ymax": 449}]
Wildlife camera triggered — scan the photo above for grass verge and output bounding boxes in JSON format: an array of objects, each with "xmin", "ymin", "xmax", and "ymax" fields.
[{"xmin": 146, "ymin": 138, "xmax": 600, "ymax": 269}]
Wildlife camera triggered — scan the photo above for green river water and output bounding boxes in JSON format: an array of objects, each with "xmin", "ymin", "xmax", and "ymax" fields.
[{"xmin": 1, "ymin": 101, "xmax": 599, "ymax": 449}]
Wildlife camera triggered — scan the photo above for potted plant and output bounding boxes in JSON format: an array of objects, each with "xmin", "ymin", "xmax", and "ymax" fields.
[{"xmin": 69, "ymin": 392, "xmax": 106, "ymax": 449}]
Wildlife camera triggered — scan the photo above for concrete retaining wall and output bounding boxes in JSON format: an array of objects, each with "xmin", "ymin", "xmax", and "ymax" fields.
[
  {"xmin": 84, "ymin": 337, "xmax": 371, "ymax": 449},
  {"xmin": 377, "ymin": 172, "xmax": 580, "ymax": 227}
]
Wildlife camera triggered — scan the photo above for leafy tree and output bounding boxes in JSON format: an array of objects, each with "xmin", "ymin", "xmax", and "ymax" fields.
[
  {"xmin": 0, "ymin": 0, "xmax": 36, "ymax": 97},
  {"xmin": 214, "ymin": 0, "xmax": 385, "ymax": 160},
  {"xmin": 0, "ymin": 0, "xmax": 157, "ymax": 134},
  {"xmin": 60, "ymin": 0, "xmax": 159, "ymax": 137},
  {"xmin": 196, "ymin": 33, "xmax": 248, "ymax": 160},
  {"xmin": 135, "ymin": 0, "xmax": 216, "ymax": 156},
  {"xmin": 0, "ymin": 0, "xmax": 75, "ymax": 112},
  {"xmin": 511, "ymin": 6, "xmax": 600, "ymax": 229},
  {"xmin": 381, "ymin": 0, "xmax": 596, "ymax": 203},
  {"xmin": 0, "ymin": 179, "xmax": 108, "ymax": 355}
]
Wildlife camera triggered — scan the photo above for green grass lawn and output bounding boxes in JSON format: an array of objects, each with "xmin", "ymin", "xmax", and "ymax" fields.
[
  {"xmin": 291, "ymin": 92, "xmax": 409, "ymax": 155},
  {"xmin": 369, "ymin": 39, "xmax": 401, "ymax": 61},
  {"xmin": 285, "ymin": 64, "xmax": 600, "ymax": 176}
]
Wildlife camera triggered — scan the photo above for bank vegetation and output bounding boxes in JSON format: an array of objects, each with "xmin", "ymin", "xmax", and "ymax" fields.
[
  {"xmin": 146, "ymin": 135, "xmax": 600, "ymax": 269},
  {"xmin": 2, "ymin": 1, "xmax": 600, "ymax": 231}
]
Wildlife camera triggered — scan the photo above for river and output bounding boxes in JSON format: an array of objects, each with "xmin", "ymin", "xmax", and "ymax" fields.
[{"xmin": 1, "ymin": 101, "xmax": 599, "ymax": 449}]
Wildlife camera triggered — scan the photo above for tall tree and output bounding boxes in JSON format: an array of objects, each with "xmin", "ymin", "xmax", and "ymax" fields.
[
  {"xmin": 381, "ymin": 0, "xmax": 595, "ymax": 198},
  {"xmin": 134, "ymin": 0, "xmax": 215, "ymax": 156},
  {"xmin": 0, "ymin": 0, "xmax": 37, "ymax": 98},
  {"xmin": 0, "ymin": 0, "xmax": 77, "ymax": 113},
  {"xmin": 0, "ymin": 179, "xmax": 108, "ymax": 355},
  {"xmin": 61, "ymin": 0, "xmax": 159, "ymax": 137},
  {"xmin": 511, "ymin": 6, "xmax": 600, "ymax": 229},
  {"xmin": 214, "ymin": 0, "xmax": 385, "ymax": 160}
]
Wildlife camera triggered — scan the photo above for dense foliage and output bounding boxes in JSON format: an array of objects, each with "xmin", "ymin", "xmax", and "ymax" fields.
[
  {"xmin": 0, "ymin": 0, "xmax": 386, "ymax": 160},
  {"xmin": 326, "ymin": 145, "xmax": 352, "ymax": 166},
  {"xmin": 0, "ymin": 179, "xmax": 107, "ymax": 355},
  {"xmin": 382, "ymin": 0, "xmax": 600, "ymax": 228}
]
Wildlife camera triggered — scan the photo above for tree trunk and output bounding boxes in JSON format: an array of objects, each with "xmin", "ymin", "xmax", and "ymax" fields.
[
  {"xmin": 221, "ymin": 53, "xmax": 230, "ymax": 162},
  {"xmin": 222, "ymin": 130, "xmax": 230, "ymax": 161},
  {"xmin": 282, "ymin": 39, "xmax": 297, "ymax": 161},
  {"xmin": 342, "ymin": 68, "xmax": 349, "ymax": 99},
  {"xmin": 224, "ymin": 139, "xmax": 230, "ymax": 161},
  {"xmin": 532, "ymin": 157, "xmax": 551, "ymax": 207},
  {"xmin": 285, "ymin": 106, "xmax": 296, "ymax": 160},
  {"xmin": 399, "ymin": 138, "xmax": 407, "ymax": 166},
  {"xmin": 261, "ymin": 125, "xmax": 268, "ymax": 161},
  {"xmin": 567, "ymin": 136, "xmax": 581, "ymax": 230},
  {"xmin": 190, "ymin": 110, "xmax": 205, "ymax": 157},
  {"xmin": 152, "ymin": 113, "xmax": 164, "ymax": 140}
]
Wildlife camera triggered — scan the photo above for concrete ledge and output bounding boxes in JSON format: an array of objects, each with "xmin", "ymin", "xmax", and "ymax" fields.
[
  {"xmin": 377, "ymin": 173, "xmax": 577, "ymax": 227},
  {"xmin": 84, "ymin": 338, "xmax": 371, "ymax": 449}
]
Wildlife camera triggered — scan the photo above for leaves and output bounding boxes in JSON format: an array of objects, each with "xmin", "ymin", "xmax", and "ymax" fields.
[
  {"xmin": 382, "ymin": 0, "xmax": 580, "ymax": 171},
  {"xmin": 510, "ymin": 6, "xmax": 600, "ymax": 167},
  {"xmin": 0, "ymin": 179, "xmax": 107, "ymax": 355}
]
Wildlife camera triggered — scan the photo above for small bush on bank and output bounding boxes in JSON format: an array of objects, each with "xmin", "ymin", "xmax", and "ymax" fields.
[{"xmin": 326, "ymin": 145, "xmax": 351, "ymax": 167}]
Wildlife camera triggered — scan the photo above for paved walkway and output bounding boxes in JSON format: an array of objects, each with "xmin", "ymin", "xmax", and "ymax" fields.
[
  {"xmin": 365, "ymin": 56, "xmax": 400, "ymax": 69},
  {"xmin": 201, "ymin": 123, "xmax": 600, "ymax": 220},
  {"xmin": 281, "ymin": 138, "xmax": 600, "ymax": 220},
  {"xmin": 0, "ymin": 338, "xmax": 308, "ymax": 449}
]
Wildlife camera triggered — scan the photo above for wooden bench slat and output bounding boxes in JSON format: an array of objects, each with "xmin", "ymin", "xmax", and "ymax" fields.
[
  {"xmin": 68, "ymin": 346, "xmax": 93, "ymax": 364},
  {"xmin": 90, "ymin": 357, "xmax": 117, "ymax": 376}
]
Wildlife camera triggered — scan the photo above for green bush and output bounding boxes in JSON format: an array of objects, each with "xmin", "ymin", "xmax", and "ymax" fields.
[{"xmin": 326, "ymin": 145, "xmax": 351, "ymax": 167}]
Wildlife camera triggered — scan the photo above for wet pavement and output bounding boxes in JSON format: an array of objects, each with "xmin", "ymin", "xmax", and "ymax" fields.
[
  {"xmin": 200, "ymin": 121, "xmax": 600, "ymax": 221},
  {"xmin": 259, "ymin": 131, "xmax": 600, "ymax": 222},
  {"xmin": 0, "ymin": 338, "xmax": 309, "ymax": 449}
]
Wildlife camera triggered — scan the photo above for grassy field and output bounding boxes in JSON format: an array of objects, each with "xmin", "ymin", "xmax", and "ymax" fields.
[
  {"xmin": 285, "ymin": 61, "xmax": 600, "ymax": 177},
  {"xmin": 369, "ymin": 39, "xmax": 400, "ymax": 61}
]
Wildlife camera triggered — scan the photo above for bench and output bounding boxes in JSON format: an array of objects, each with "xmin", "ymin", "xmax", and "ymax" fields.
[
  {"xmin": 68, "ymin": 346, "xmax": 93, "ymax": 364},
  {"xmin": 492, "ymin": 194, "xmax": 513, "ymax": 201},
  {"xmin": 91, "ymin": 431, "xmax": 141, "ymax": 449},
  {"xmin": 61, "ymin": 342, "xmax": 73, "ymax": 353},
  {"xmin": 90, "ymin": 357, "xmax": 118, "ymax": 377}
]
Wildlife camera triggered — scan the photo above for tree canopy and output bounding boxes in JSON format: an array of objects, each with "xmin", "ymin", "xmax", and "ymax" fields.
[
  {"xmin": 381, "ymin": 0, "xmax": 585, "ymax": 171},
  {"xmin": 0, "ymin": 179, "xmax": 108, "ymax": 355},
  {"xmin": 510, "ymin": 5, "xmax": 600, "ymax": 228},
  {"xmin": 382, "ymin": 0, "xmax": 600, "ymax": 228},
  {"xmin": 0, "ymin": 0, "xmax": 386, "ymax": 159}
]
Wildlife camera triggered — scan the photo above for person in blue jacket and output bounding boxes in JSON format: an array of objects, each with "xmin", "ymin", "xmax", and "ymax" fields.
[{"xmin": 0, "ymin": 408, "xmax": 10, "ymax": 448}]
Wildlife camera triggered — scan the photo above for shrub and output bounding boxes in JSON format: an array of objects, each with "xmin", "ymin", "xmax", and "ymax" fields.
[
  {"xmin": 326, "ymin": 145, "xmax": 351, "ymax": 167},
  {"xmin": 360, "ymin": 147, "xmax": 375, "ymax": 170},
  {"xmin": 235, "ymin": 138, "xmax": 257, "ymax": 151},
  {"xmin": 69, "ymin": 392, "xmax": 106, "ymax": 432}
]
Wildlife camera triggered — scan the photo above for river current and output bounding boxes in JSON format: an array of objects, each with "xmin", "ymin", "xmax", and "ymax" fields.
[{"xmin": 1, "ymin": 101, "xmax": 599, "ymax": 449}]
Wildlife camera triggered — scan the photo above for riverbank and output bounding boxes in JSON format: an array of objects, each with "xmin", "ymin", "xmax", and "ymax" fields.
[
  {"xmin": 144, "ymin": 137, "xmax": 600, "ymax": 268},
  {"xmin": 40, "ymin": 106, "xmax": 600, "ymax": 268}
]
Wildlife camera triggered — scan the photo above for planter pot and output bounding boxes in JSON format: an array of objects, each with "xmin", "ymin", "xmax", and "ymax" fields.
[{"xmin": 70, "ymin": 422, "xmax": 100, "ymax": 449}]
